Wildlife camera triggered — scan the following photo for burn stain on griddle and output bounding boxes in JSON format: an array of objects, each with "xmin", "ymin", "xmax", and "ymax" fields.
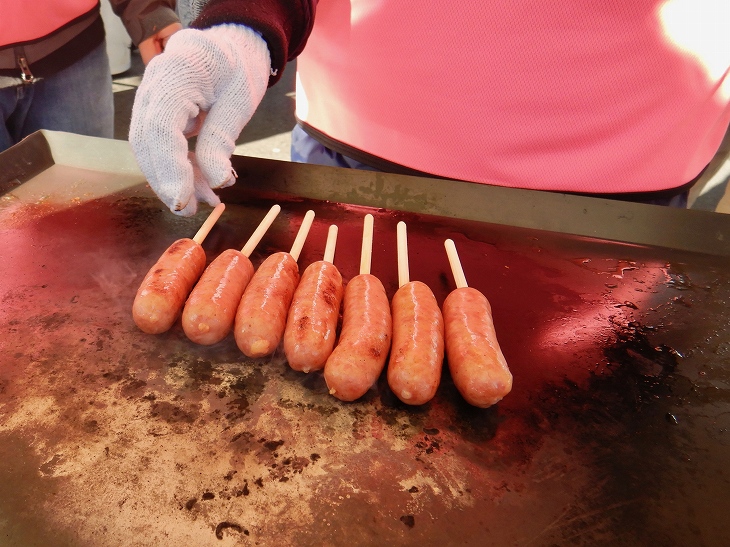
[
  {"xmin": 225, "ymin": 396, "xmax": 250, "ymax": 421},
  {"xmin": 39, "ymin": 453, "xmax": 64, "ymax": 476},
  {"xmin": 435, "ymin": 372, "xmax": 503, "ymax": 444},
  {"xmin": 260, "ymin": 439, "xmax": 285, "ymax": 451},
  {"xmin": 243, "ymin": 438, "xmax": 318, "ymax": 483},
  {"xmin": 120, "ymin": 377, "xmax": 147, "ymax": 398},
  {"xmin": 101, "ymin": 365, "xmax": 127, "ymax": 383},
  {"xmin": 600, "ymin": 320, "xmax": 680, "ymax": 410},
  {"xmin": 400, "ymin": 515, "xmax": 415, "ymax": 528},
  {"xmin": 82, "ymin": 419, "xmax": 99, "ymax": 433},
  {"xmin": 230, "ymin": 430, "xmax": 254, "ymax": 445},
  {"xmin": 117, "ymin": 196, "xmax": 228, "ymax": 254},
  {"xmin": 374, "ymin": 374, "xmax": 432, "ymax": 433},
  {"xmin": 29, "ymin": 311, "xmax": 71, "ymax": 332},
  {"xmin": 285, "ymin": 456, "xmax": 310, "ymax": 473},
  {"xmin": 451, "ymin": 402, "xmax": 501, "ymax": 444},
  {"xmin": 277, "ymin": 397, "xmax": 340, "ymax": 417},
  {"xmin": 225, "ymin": 368, "xmax": 266, "ymax": 422},
  {"xmin": 349, "ymin": 407, "xmax": 371, "ymax": 439},
  {"xmin": 214, "ymin": 521, "xmax": 247, "ymax": 540},
  {"xmin": 233, "ymin": 480, "xmax": 251, "ymax": 497},
  {"xmin": 278, "ymin": 367, "xmax": 332, "ymax": 396},
  {"xmin": 223, "ymin": 369, "xmax": 267, "ymax": 422},
  {"xmin": 414, "ymin": 433, "xmax": 441, "ymax": 458},
  {"xmin": 269, "ymin": 454, "xmax": 312, "ymax": 483},
  {"xmin": 187, "ymin": 359, "xmax": 214, "ymax": 385},
  {"xmin": 536, "ymin": 322, "xmax": 685, "ymax": 430},
  {"xmin": 0, "ymin": 432, "xmax": 78, "ymax": 546},
  {"xmin": 526, "ymin": 319, "xmax": 697, "ymax": 544},
  {"xmin": 149, "ymin": 400, "xmax": 199, "ymax": 424},
  {"xmin": 166, "ymin": 355, "xmax": 223, "ymax": 392}
]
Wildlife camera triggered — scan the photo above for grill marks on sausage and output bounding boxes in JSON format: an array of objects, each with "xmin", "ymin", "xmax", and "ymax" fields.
[
  {"xmin": 235, "ymin": 252, "xmax": 300, "ymax": 358},
  {"xmin": 320, "ymin": 278, "xmax": 339, "ymax": 308},
  {"xmin": 284, "ymin": 261, "xmax": 344, "ymax": 373},
  {"xmin": 296, "ymin": 316, "xmax": 311, "ymax": 332},
  {"xmin": 182, "ymin": 249, "xmax": 255, "ymax": 345},
  {"xmin": 323, "ymin": 274, "xmax": 392, "ymax": 401},
  {"xmin": 167, "ymin": 239, "xmax": 187, "ymax": 254},
  {"xmin": 132, "ymin": 238, "xmax": 207, "ymax": 334}
]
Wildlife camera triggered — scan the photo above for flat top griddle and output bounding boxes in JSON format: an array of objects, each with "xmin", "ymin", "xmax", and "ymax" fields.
[{"xmin": 1, "ymin": 131, "xmax": 729, "ymax": 546}]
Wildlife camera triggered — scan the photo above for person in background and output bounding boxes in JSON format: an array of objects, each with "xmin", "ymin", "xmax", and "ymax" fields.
[
  {"xmin": 129, "ymin": 1, "xmax": 730, "ymax": 216},
  {"xmin": 0, "ymin": 0, "xmax": 181, "ymax": 153}
]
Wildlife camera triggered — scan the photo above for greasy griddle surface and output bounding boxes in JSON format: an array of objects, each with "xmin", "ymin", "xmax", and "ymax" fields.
[{"xmin": 1, "ymin": 187, "xmax": 729, "ymax": 546}]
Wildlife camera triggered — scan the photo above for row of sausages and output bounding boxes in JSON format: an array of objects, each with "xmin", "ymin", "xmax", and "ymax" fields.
[{"xmin": 132, "ymin": 205, "xmax": 512, "ymax": 408}]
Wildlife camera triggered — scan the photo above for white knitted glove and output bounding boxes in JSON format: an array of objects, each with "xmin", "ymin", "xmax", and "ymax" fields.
[{"xmin": 129, "ymin": 24, "xmax": 271, "ymax": 216}]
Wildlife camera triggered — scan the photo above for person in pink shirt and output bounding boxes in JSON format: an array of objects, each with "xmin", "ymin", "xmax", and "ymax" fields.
[
  {"xmin": 0, "ymin": 0, "xmax": 180, "ymax": 153},
  {"xmin": 129, "ymin": 0, "xmax": 730, "ymax": 215}
]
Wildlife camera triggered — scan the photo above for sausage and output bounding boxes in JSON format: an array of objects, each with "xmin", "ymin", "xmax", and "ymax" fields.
[
  {"xmin": 182, "ymin": 249, "xmax": 255, "ymax": 345},
  {"xmin": 132, "ymin": 238, "xmax": 207, "ymax": 334},
  {"xmin": 387, "ymin": 281, "xmax": 444, "ymax": 405},
  {"xmin": 234, "ymin": 252, "xmax": 300, "ymax": 358},
  {"xmin": 284, "ymin": 261, "xmax": 344, "ymax": 373},
  {"xmin": 324, "ymin": 274, "xmax": 392, "ymax": 401},
  {"xmin": 442, "ymin": 287, "xmax": 512, "ymax": 407}
]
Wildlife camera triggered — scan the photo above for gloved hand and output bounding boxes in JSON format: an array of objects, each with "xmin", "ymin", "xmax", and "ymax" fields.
[{"xmin": 129, "ymin": 24, "xmax": 271, "ymax": 216}]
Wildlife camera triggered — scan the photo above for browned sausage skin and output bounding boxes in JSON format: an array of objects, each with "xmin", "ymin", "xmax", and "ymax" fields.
[
  {"xmin": 132, "ymin": 238, "xmax": 207, "ymax": 334},
  {"xmin": 443, "ymin": 287, "xmax": 512, "ymax": 407},
  {"xmin": 182, "ymin": 249, "xmax": 255, "ymax": 345},
  {"xmin": 324, "ymin": 274, "xmax": 392, "ymax": 402},
  {"xmin": 387, "ymin": 281, "xmax": 445, "ymax": 405},
  {"xmin": 234, "ymin": 252, "xmax": 300, "ymax": 358},
  {"xmin": 284, "ymin": 261, "xmax": 344, "ymax": 373}
]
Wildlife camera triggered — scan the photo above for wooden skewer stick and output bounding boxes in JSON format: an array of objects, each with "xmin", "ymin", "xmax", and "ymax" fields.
[
  {"xmin": 444, "ymin": 239, "xmax": 468, "ymax": 289},
  {"xmin": 323, "ymin": 225, "xmax": 338, "ymax": 264},
  {"xmin": 240, "ymin": 204, "xmax": 281, "ymax": 257},
  {"xmin": 192, "ymin": 203, "xmax": 226, "ymax": 245},
  {"xmin": 359, "ymin": 214, "xmax": 374, "ymax": 275},
  {"xmin": 289, "ymin": 210, "xmax": 316, "ymax": 262},
  {"xmin": 396, "ymin": 221, "xmax": 410, "ymax": 288}
]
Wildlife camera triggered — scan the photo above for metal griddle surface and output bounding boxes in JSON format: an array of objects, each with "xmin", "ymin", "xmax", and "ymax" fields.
[{"xmin": 1, "ymin": 132, "xmax": 729, "ymax": 546}]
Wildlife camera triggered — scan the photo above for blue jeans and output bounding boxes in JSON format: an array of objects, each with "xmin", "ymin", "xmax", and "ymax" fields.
[
  {"xmin": 291, "ymin": 123, "xmax": 379, "ymax": 171},
  {"xmin": 0, "ymin": 40, "xmax": 114, "ymax": 153},
  {"xmin": 291, "ymin": 124, "xmax": 689, "ymax": 208}
]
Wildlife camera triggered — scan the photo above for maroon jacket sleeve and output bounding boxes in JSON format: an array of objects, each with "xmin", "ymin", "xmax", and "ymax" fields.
[{"xmin": 191, "ymin": 0, "xmax": 318, "ymax": 86}]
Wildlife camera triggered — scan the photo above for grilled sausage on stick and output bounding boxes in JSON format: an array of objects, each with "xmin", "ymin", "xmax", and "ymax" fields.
[
  {"xmin": 182, "ymin": 204, "xmax": 282, "ymax": 345},
  {"xmin": 442, "ymin": 239, "xmax": 512, "ymax": 407},
  {"xmin": 133, "ymin": 203, "xmax": 225, "ymax": 334},
  {"xmin": 284, "ymin": 224, "xmax": 344, "ymax": 373},
  {"xmin": 324, "ymin": 214, "xmax": 392, "ymax": 401},
  {"xmin": 234, "ymin": 210, "xmax": 315, "ymax": 358},
  {"xmin": 387, "ymin": 222, "xmax": 445, "ymax": 405}
]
